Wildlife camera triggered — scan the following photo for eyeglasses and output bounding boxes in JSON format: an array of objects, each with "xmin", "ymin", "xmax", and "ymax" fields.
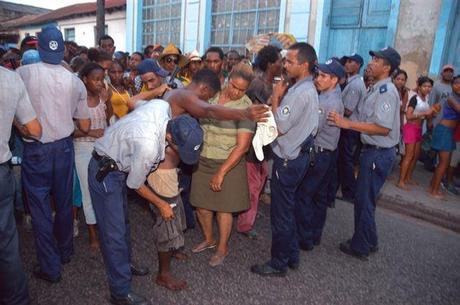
[{"xmin": 166, "ymin": 57, "xmax": 179, "ymax": 64}]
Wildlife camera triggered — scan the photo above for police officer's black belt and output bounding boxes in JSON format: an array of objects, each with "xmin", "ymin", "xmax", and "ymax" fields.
[
  {"xmin": 0, "ymin": 160, "xmax": 10, "ymax": 167},
  {"xmin": 362, "ymin": 144, "xmax": 390, "ymax": 150},
  {"xmin": 314, "ymin": 146, "xmax": 331, "ymax": 153}
]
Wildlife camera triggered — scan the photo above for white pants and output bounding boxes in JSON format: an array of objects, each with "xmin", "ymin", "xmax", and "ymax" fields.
[{"xmin": 74, "ymin": 141, "xmax": 97, "ymax": 225}]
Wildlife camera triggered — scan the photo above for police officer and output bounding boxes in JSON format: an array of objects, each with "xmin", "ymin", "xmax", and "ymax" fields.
[
  {"xmin": 1, "ymin": 66, "xmax": 41, "ymax": 305},
  {"xmin": 296, "ymin": 59, "xmax": 345, "ymax": 250},
  {"xmin": 337, "ymin": 53, "xmax": 366, "ymax": 202},
  {"xmin": 251, "ymin": 42, "xmax": 319, "ymax": 276},
  {"xmin": 88, "ymin": 100, "xmax": 203, "ymax": 305},
  {"xmin": 328, "ymin": 47, "xmax": 401, "ymax": 260}
]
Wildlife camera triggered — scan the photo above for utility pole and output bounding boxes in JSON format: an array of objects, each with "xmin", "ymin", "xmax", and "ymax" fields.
[{"xmin": 96, "ymin": 0, "xmax": 105, "ymax": 46}]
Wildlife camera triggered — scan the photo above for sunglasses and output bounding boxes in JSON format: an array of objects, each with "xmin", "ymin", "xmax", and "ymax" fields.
[{"xmin": 166, "ymin": 57, "xmax": 179, "ymax": 64}]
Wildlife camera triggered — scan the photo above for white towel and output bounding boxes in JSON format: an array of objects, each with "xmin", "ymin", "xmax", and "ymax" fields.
[{"xmin": 252, "ymin": 110, "xmax": 278, "ymax": 161}]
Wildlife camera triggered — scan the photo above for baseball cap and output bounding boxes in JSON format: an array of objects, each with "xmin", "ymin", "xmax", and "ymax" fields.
[
  {"xmin": 442, "ymin": 64, "xmax": 454, "ymax": 72},
  {"xmin": 136, "ymin": 59, "xmax": 169, "ymax": 77},
  {"xmin": 21, "ymin": 49, "xmax": 41, "ymax": 65},
  {"xmin": 20, "ymin": 36, "xmax": 38, "ymax": 50},
  {"xmin": 369, "ymin": 46, "xmax": 401, "ymax": 69},
  {"xmin": 342, "ymin": 53, "xmax": 364, "ymax": 66},
  {"xmin": 169, "ymin": 115, "xmax": 203, "ymax": 165},
  {"xmin": 317, "ymin": 58, "xmax": 346, "ymax": 79},
  {"xmin": 37, "ymin": 26, "xmax": 64, "ymax": 65}
]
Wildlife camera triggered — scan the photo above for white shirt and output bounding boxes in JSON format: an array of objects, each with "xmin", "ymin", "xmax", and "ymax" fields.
[{"xmin": 94, "ymin": 100, "xmax": 171, "ymax": 189}]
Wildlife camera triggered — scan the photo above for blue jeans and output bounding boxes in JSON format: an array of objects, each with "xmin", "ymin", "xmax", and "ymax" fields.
[
  {"xmin": 338, "ymin": 129, "xmax": 361, "ymax": 199},
  {"xmin": 296, "ymin": 150, "xmax": 334, "ymax": 248},
  {"xmin": 88, "ymin": 157, "xmax": 132, "ymax": 297},
  {"xmin": 22, "ymin": 137, "xmax": 74, "ymax": 278},
  {"xmin": 351, "ymin": 146, "xmax": 395, "ymax": 255},
  {"xmin": 0, "ymin": 164, "xmax": 30, "ymax": 305},
  {"xmin": 270, "ymin": 151, "xmax": 310, "ymax": 271}
]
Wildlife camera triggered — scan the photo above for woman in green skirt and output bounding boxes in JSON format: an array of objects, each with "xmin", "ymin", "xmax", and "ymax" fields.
[{"xmin": 190, "ymin": 63, "xmax": 255, "ymax": 267}]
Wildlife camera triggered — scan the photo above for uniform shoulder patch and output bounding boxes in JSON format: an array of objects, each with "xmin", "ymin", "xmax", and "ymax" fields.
[
  {"xmin": 281, "ymin": 105, "xmax": 290, "ymax": 116},
  {"xmin": 379, "ymin": 84, "xmax": 387, "ymax": 94}
]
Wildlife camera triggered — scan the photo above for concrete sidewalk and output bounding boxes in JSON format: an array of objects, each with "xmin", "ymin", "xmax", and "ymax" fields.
[{"xmin": 378, "ymin": 161, "xmax": 460, "ymax": 233}]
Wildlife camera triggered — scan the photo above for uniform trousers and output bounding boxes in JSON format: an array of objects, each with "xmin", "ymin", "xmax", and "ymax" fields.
[
  {"xmin": 0, "ymin": 163, "xmax": 30, "ymax": 305},
  {"xmin": 88, "ymin": 157, "xmax": 132, "ymax": 297},
  {"xmin": 179, "ymin": 162, "xmax": 196, "ymax": 229},
  {"xmin": 296, "ymin": 149, "xmax": 335, "ymax": 249},
  {"xmin": 270, "ymin": 145, "xmax": 311, "ymax": 271},
  {"xmin": 337, "ymin": 129, "xmax": 361, "ymax": 200},
  {"xmin": 351, "ymin": 146, "xmax": 395, "ymax": 255},
  {"xmin": 22, "ymin": 137, "xmax": 74, "ymax": 278},
  {"xmin": 237, "ymin": 160, "xmax": 268, "ymax": 233}
]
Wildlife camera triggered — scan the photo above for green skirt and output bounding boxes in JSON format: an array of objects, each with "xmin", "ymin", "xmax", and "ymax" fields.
[{"xmin": 190, "ymin": 157, "xmax": 249, "ymax": 213}]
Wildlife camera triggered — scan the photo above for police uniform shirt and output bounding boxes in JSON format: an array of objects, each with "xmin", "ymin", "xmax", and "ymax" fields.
[
  {"xmin": 94, "ymin": 100, "xmax": 170, "ymax": 189},
  {"xmin": 342, "ymin": 74, "xmax": 366, "ymax": 121},
  {"xmin": 271, "ymin": 77, "xmax": 319, "ymax": 160},
  {"xmin": 360, "ymin": 77, "xmax": 400, "ymax": 148},
  {"xmin": 315, "ymin": 85, "xmax": 344, "ymax": 151},
  {"xmin": 0, "ymin": 67, "xmax": 37, "ymax": 163}
]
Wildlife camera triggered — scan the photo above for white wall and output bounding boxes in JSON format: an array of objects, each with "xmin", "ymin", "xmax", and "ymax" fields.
[{"xmin": 58, "ymin": 10, "xmax": 126, "ymax": 49}]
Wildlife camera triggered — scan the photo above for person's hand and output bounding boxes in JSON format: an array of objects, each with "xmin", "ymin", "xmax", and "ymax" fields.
[
  {"xmin": 158, "ymin": 203, "xmax": 175, "ymax": 221},
  {"xmin": 90, "ymin": 128, "xmax": 105, "ymax": 138},
  {"xmin": 245, "ymin": 104, "xmax": 269, "ymax": 122},
  {"xmin": 272, "ymin": 77, "xmax": 288, "ymax": 100},
  {"xmin": 209, "ymin": 172, "xmax": 225, "ymax": 192},
  {"xmin": 100, "ymin": 87, "xmax": 109, "ymax": 102},
  {"xmin": 328, "ymin": 111, "xmax": 350, "ymax": 129}
]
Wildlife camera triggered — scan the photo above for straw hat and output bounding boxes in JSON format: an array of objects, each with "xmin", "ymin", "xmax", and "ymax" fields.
[
  {"xmin": 187, "ymin": 50, "xmax": 202, "ymax": 62},
  {"xmin": 159, "ymin": 43, "xmax": 188, "ymax": 68}
]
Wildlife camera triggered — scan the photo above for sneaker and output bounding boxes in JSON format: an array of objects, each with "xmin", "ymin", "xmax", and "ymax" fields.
[
  {"xmin": 446, "ymin": 183, "xmax": 459, "ymax": 196},
  {"xmin": 73, "ymin": 219, "xmax": 79, "ymax": 237}
]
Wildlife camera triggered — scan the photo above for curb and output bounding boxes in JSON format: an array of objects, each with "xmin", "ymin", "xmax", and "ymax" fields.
[{"xmin": 378, "ymin": 193, "xmax": 460, "ymax": 233}]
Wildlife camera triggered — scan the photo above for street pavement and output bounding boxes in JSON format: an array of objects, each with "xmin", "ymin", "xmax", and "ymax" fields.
[{"xmin": 21, "ymin": 199, "xmax": 460, "ymax": 305}]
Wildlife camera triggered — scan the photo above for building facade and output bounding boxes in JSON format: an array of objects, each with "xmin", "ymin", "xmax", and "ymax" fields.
[{"xmin": 126, "ymin": 0, "xmax": 459, "ymax": 86}]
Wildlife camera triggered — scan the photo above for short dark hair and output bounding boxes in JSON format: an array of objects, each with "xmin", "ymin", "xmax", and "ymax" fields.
[
  {"xmin": 229, "ymin": 63, "xmax": 254, "ymax": 83},
  {"xmin": 227, "ymin": 50, "xmax": 240, "ymax": 57},
  {"xmin": 254, "ymin": 45, "xmax": 280, "ymax": 72},
  {"xmin": 204, "ymin": 47, "xmax": 224, "ymax": 60},
  {"xmin": 288, "ymin": 42, "xmax": 317, "ymax": 73},
  {"xmin": 143, "ymin": 45, "xmax": 154, "ymax": 56},
  {"xmin": 79, "ymin": 62, "xmax": 104, "ymax": 79},
  {"xmin": 452, "ymin": 75, "xmax": 460, "ymax": 84},
  {"xmin": 96, "ymin": 51, "xmax": 113, "ymax": 63},
  {"xmin": 132, "ymin": 52, "xmax": 144, "ymax": 60},
  {"xmin": 98, "ymin": 35, "xmax": 114, "ymax": 46},
  {"xmin": 417, "ymin": 76, "xmax": 434, "ymax": 87},
  {"xmin": 393, "ymin": 68, "xmax": 408, "ymax": 80},
  {"xmin": 192, "ymin": 68, "xmax": 221, "ymax": 93}
]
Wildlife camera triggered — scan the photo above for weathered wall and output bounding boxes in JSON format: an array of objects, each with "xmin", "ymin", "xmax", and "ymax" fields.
[{"xmin": 394, "ymin": 0, "xmax": 441, "ymax": 88}]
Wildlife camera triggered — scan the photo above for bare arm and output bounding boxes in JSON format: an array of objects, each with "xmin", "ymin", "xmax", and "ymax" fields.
[
  {"xmin": 75, "ymin": 118, "xmax": 91, "ymax": 134},
  {"xmin": 328, "ymin": 111, "xmax": 390, "ymax": 136},
  {"xmin": 127, "ymin": 84, "xmax": 171, "ymax": 109},
  {"xmin": 135, "ymin": 184, "xmax": 174, "ymax": 220},
  {"xmin": 209, "ymin": 132, "xmax": 253, "ymax": 192},
  {"xmin": 405, "ymin": 106, "xmax": 433, "ymax": 121},
  {"xmin": 13, "ymin": 118, "xmax": 42, "ymax": 139},
  {"xmin": 447, "ymin": 96, "xmax": 460, "ymax": 113}
]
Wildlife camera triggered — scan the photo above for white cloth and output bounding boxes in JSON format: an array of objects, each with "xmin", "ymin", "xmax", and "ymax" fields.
[{"xmin": 252, "ymin": 110, "xmax": 277, "ymax": 161}]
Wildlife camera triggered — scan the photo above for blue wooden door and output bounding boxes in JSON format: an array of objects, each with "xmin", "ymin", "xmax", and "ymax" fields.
[
  {"xmin": 326, "ymin": 0, "xmax": 392, "ymax": 66},
  {"xmin": 445, "ymin": 2, "xmax": 460, "ymax": 73}
]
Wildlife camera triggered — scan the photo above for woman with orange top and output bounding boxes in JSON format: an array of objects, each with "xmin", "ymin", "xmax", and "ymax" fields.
[{"xmin": 108, "ymin": 60, "xmax": 131, "ymax": 121}]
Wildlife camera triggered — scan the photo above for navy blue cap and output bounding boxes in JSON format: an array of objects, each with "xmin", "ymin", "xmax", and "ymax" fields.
[
  {"xmin": 37, "ymin": 26, "xmax": 64, "ymax": 65},
  {"xmin": 136, "ymin": 59, "xmax": 169, "ymax": 77},
  {"xmin": 369, "ymin": 46, "xmax": 401, "ymax": 69},
  {"xmin": 342, "ymin": 53, "xmax": 364, "ymax": 67},
  {"xmin": 169, "ymin": 115, "xmax": 203, "ymax": 165},
  {"xmin": 317, "ymin": 58, "xmax": 346, "ymax": 79}
]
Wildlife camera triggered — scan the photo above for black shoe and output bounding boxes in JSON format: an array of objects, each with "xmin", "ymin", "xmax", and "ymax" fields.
[
  {"xmin": 346, "ymin": 239, "xmax": 378, "ymax": 254},
  {"xmin": 130, "ymin": 264, "xmax": 149, "ymax": 276},
  {"xmin": 33, "ymin": 267, "xmax": 61, "ymax": 283},
  {"xmin": 61, "ymin": 256, "xmax": 71, "ymax": 265},
  {"xmin": 110, "ymin": 292, "xmax": 149, "ymax": 305},
  {"xmin": 299, "ymin": 243, "xmax": 314, "ymax": 251},
  {"xmin": 250, "ymin": 262, "xmax": 287, "ymax": 277},
  {"xmin": 313, "ymin": 239, "xmax": 321, "ymax": 246},
  {"xmin": 287, "ymin": 261, "xmax": 299, "ymax": 270},
  {"xmin": 336, "ymin": 195, "xmax": 354, "ymax": 204},
  {"xmin": 339, "ymin": 241, "xmax": 368, "ymax": 261}
]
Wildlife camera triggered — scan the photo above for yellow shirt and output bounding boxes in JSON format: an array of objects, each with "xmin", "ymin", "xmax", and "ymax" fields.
[
  {"xmin": 200, "ymin": 93, "xmax": 255, "ymax": 160},
  {"xmin": 110, "ymin": 90, "xmax": 130, "ymax": 118}
]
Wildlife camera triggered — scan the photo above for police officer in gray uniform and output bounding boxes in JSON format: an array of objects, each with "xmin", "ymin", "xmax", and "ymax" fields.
[
  {"xmin": 337, "ymin": 53, "xmax": 367, "ymax": 202},
  {"xmin": 251, "ymin": 42, "xmax": 319, "ymax": 276},
  {"xmin": 296, "ymin": 59, "xmax": 345, "ymax": 250},
  {"xmin": 329, "ymin": 47, "xmax": 401, "ymax": 260}
]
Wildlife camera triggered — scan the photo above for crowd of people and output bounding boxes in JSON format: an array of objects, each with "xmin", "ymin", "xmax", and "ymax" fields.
[{"xmin": 1, "ymin": 24, "xmax": 459, "ymax": 305}]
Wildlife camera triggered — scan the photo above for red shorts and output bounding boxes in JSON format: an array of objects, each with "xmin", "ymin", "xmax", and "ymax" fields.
[{"xmin": 403, "ymin": 122, "xmax": 422, "ymax": 144}]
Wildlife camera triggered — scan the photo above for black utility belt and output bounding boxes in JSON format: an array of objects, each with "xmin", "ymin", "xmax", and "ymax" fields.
[
  {"xmin": 313, "ymin": 146, "xmax": 333, "ymax": 153},
  {"xmin": 362, "ymin": 144, "xmax": 391, "ymax": 150},
  {"xmin": 0, "ymin": 160, "xmax": 10, "ymax": 168},
  {"xmin": 92, "ymin": 150, "xmax": 119, "ymax": 182}
]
